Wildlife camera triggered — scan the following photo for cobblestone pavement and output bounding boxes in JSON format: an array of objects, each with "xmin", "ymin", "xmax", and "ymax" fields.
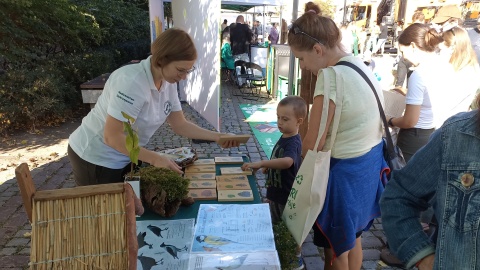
[{"xmin": 0, "ymin": 57, "xmax": 404, "ymax": 269}]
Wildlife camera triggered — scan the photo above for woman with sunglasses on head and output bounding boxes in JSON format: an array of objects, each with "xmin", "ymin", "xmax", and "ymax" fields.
[
  {"xmin": 387, "ymin": 24, "xmax": 455, "ymax": 162},
  {"xmin": 68, "ymin": 28, "xmax": 240, "ymax": 186},
  {"xmin": 288, "ymin": 4, "xmax": 388, "ymax": 269}
]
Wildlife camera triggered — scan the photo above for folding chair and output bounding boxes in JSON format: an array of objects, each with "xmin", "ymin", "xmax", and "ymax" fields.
[{"xmin": 245, "ymin": 62, "xmax": 268, "ymax": 100}]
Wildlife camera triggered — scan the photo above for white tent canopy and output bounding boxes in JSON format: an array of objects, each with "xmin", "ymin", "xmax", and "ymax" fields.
[{"xmin": 222, "ymin": 0, "xmax": 284, "ymax": 5}]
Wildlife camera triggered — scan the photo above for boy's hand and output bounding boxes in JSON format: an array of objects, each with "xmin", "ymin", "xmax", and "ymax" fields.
[{"xmin": 241, "ymin": 162, "xmax": 263, "ymax": 174}]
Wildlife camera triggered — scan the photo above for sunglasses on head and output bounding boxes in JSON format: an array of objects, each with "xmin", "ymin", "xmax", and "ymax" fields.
[{"xmin": 292, "ymin": 25, "xmax": 325, "ymax": 46}]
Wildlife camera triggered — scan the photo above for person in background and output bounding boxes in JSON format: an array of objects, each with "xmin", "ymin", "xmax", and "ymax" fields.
[
  {"xmin": 373, "ymin": 21, "xmax": 388, "ymax": 56},
  {"xmin": 68, "ymin": 29, "xmax": 240, "ymax": 186},
  {"xmin": 230, "ymin": 15, "xmax": 254, "ymax": 87},
  {"xmin": 468, "ymin": 19, "xmax": 480, "ymax": 64},
  {"xmin": 358, "ymin": 26, "xmax": 368, "ymax": 55},
  {"xmin": 281, "ymin": 18, "xmax": 288, "ymax": 44},
  {"xmin": 340, "ymin": 24, "xmax": 354, "ymax": 54},
  {"xmin": 393, "ymin": 12, "xmax": 424, "ymax": 93},
  {"xmin": 268, "ymin": 22, "xmax": 279, "ymax": 44},
  {"xmin": 440, "ymin": 26, "xmax": 480, "ymax": 116},
  {"xmin": 221, "ymin": 32, "xmax": 235, "ymax": 71},
  {"xmin": 380, "ymin": 95, "xmax": 480, "ymax": 270},
  {"xmin": 430, "ymin": 4, "xmax": 462, "ymax": 32},
  {"xmin": 364, "ymin": 22, "xmax": 379, "ymax": 56},
  {"xmin": 253, "ymin": 20, "xmax": 264, "ymax": 43},
  {"xmin": 287, "ymin": 3, "xmax": 387, "ymax": 269},
  {"xmin": 388, "ymin": 24, "xmax": 454, "ymax": 162},
  {"xmin": 221, "ymin": 19, "xmax": 228, "ymax": 32},
  {"xmin": 241, "ymin": 96, "xmax": 307, "ymax": 270}
]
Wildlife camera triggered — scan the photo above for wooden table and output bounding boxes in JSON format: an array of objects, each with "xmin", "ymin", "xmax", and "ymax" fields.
[{"xmin": 80, "ymin": 73, "xmax": 111, "ymax": 108}]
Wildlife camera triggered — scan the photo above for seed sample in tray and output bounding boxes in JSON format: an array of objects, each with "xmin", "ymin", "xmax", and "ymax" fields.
[
  {"xmin": 184, "ymin": 173, "xmax": 216, "ymax": 180},
  {"xmin": 218, "ymin": 189, "xmax": 254, "ymax": 201},
  {"xmin": 214, "ymin": 156, "xmax": 244, "ymax": 164},
  {"xmin": 217, "ymin": 181, "xmax": 251, "ymax": 190},
  {"xmin": 188, "ymin": 189, "xmax": 217, "ymax": 200},
  {"xmin": 185, "ymin": 165, "xmax": 216, "ymax": 173},
  {"xmin": 216, "ymin": 175, "xmax": 249, "ymax": 182},
  {"xmin": 220, "ymin": 167, "xmax": 252, "ymax": 175},
  {"xmin": 188, "ymin": 180, "xmax": 217, "ymax": 189}
]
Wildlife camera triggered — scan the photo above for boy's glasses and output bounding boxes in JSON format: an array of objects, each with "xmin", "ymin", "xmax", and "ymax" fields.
[{"xmin": 292, "ymin": 25, "xmax": 325, "ymax": 46}]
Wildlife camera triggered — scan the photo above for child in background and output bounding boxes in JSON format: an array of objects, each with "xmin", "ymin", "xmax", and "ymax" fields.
[
  {"xmin": 221, "ymin": 32, "xmax": 235, "ymax": 70},
  {"xmin": 241, "ymin": 95, "xmax": 307, "ymax": 270}
]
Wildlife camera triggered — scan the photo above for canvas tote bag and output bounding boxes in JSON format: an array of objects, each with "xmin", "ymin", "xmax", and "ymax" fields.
[{"xmin": 282, "ymin": 67, "xmax": 344, "ymax": 245}]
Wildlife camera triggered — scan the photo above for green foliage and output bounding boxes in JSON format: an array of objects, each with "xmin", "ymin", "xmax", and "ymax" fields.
[
  {"xmin": 137, "ymin": 167, "xmax": 190, "ymax": 203},
  {"xmin": 122, "ymin": 111, "xmax": 140, "ymax": 166},
  {"xmin": 0, "ymin": 0, "xmax": 150, "ymax": 133},
  {"xmin": 0, "ymin": 62, "xmax": 78, "ymax": 133},
  {"xmin": 273, "ymin": 221, "xmax": 298, "ymax": 270},
  {"xmin": 314, "ymin": 0, "xmax": 335, "ymax": 18}
]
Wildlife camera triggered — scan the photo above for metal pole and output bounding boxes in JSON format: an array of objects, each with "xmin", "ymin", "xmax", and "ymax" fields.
[
  {"xmin": 263, "ymin": 5, "xmax": 266, "ymax": 43},
  {"xmin": 287, "ymin": 0, "xmax": 299, "ymax": 96},
  {"xmin": 343, "ymin": 0, "xmax": 348, "ymax": 25}
]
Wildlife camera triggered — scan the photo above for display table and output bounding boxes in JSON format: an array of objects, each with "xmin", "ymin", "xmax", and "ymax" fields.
[{"xmin": 137, "ymin": 156, "xmax": 262, "ymax": 221}]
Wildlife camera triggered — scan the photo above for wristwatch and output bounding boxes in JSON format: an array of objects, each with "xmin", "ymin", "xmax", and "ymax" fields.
[{"xmin": 388, "ymin": 117, "xmax": 394, "ymax": 127}]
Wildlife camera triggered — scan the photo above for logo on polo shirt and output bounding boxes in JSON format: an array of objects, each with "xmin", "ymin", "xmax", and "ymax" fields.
[{"xmin": 164, "ymin": 101, "xmax": 172, "ymax": 116}]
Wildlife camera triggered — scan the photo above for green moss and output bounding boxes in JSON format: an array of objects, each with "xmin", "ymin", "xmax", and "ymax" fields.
[
  {"xmin": 136, "ymin": 167, "xmax": 189, "ymax": 202},
  {"xmin": 273, "ymin": 221, "xmax": 298, "ymax": 270}
]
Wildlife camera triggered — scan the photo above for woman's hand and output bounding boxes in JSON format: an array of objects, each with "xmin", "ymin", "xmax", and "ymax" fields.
[
  {"xmin": 220, "ymin": 139, "xmax": 241, "ymax": 148},
  {"xmin": 151, "ymin": 154, "xmax": 183, "ymax": 174}
]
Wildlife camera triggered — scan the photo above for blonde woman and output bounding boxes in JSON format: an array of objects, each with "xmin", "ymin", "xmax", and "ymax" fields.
[{"xmin": 441, "ymin": 26, "xmax": 480, "ymax": 113}]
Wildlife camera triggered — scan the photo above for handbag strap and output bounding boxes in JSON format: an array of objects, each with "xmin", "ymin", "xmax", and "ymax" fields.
[
  {"xmin": 312, "ymin": 67, "xmax": 343, "ymax": 152},
  {"xmin": 335, "ymin": 61, "xmax": 396, "ymax": 157}
]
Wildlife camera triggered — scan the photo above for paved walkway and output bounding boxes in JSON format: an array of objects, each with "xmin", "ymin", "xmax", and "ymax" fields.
[{"xmin": 0, "ymin": 65, "xmax": 403, "ymax": 269}]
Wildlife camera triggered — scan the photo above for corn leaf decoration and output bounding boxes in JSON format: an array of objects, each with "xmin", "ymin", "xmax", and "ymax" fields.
[{"xmin": 122, "ymin": 111, "xmax": 140, "ymax": 166}]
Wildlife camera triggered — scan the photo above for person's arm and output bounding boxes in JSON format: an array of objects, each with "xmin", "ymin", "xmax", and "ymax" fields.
[
  {"xmin": 380, "ymin": 128, "xmax": 442, "ymax": 268},
  {"xmin": 389, "ymin": 104, "xmax": 421, "ymax": 128},
  {"xmin": 166, "ymin": 111, "xmax": 239, "ymax": 148},
  {"xmin": 104, "ymin": 115, "xmax": 182, "ymax": 173},
  {"xmin": 241, "ymin": 157, "xmax": 293, "ymax": 173},
  {"xmin": 302, "ymin": 95, "xmax": 336, "ymax": 157},
  {"xmin": 390, "ymin": 71, "xmax": 424, "ymax": 128}
]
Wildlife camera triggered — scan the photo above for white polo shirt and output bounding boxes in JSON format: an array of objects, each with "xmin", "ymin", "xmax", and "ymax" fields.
[{"xmin": 69, "ymin": 56, "xmax": 182, "ymax": 169}]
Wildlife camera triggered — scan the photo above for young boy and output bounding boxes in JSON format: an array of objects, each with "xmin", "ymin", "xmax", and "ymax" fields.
[{"xmin": 241, "ymin": 96, "xmax": 307, "ymax": 269}]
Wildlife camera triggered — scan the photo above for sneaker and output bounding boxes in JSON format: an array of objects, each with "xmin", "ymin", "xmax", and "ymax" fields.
[{"xmin": 289, "ymin": 256, "xmax": 305, "ymax": 270}]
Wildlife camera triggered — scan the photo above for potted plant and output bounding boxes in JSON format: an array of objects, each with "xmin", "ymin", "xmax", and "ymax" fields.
[
  {"xmin": 122, "ymin": 112, "xmax": 140, "ymax": 181},
  {"xmin": 273, "ymin": 221, "xmax": 298, "ymax": 270},
  {"xmin": 122, "ymin": 111, "xmax": 194, "ymax": 217},
  {"xmin": 135, "ymin": 166, "xmax": 193, "ymax": 217}
]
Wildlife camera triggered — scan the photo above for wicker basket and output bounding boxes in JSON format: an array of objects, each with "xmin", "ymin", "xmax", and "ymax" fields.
[{"xmin": 15, "ymin": 163, "xmax": 137, "ymax": 270}]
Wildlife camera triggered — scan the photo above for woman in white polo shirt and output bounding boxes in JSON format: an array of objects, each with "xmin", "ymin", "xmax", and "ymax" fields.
[
  {"xmin": 68, "ymin": 28, "xmax": 239, "ymax": 186},
  {"xmin": 388, "ymin": 23, "xmax": 454, "ymax": 162}
]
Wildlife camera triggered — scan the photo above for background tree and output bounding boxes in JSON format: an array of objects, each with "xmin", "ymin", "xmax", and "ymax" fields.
[{"xmin": 0, "ymin": 0, "xmax": 150, "ymax": 134}]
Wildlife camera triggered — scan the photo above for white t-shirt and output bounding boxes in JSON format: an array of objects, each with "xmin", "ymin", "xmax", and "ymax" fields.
[
  {"xmin": 406, "ymin": 58, "xmax": 455, "ymax": 129},
  {"xmin": 314, "ymin": 56, "xmax": 383, "ymax": 159},
  {"xmin": 69, "ymin": 56, "xmax": 182, "ymax": 169}
]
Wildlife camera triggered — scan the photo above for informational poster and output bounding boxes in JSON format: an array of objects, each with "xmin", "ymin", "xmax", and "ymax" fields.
[
  {"xmin": 136, "ymin": 219, "xmax": 195, "ymax": 270},
  {"xmin": 191, "ymin": 204, "xmax": 276, "ymax": 253},
  {"xmin": 188, "ymin": 251, "xmax": 281, "ymax": 270}
]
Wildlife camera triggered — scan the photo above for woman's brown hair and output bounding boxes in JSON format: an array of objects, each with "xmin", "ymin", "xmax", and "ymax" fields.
[
  {"xmin": 305, "ymin": 1, "xmax": 322, "ymax": 15},
  {"xmin": 442, "ymin": 27, "xmax": 480, "ymax": 71},
  {"xmin": 151, "ymin": 28, "xmax": 197, "ymax": 68},
  {"xmin": 288, "ymin": 3, "xmax": 340, "ymax": 50},
  {"xmin": 398, "ymin": 23, "xmax": 443, "ymax": 52}
]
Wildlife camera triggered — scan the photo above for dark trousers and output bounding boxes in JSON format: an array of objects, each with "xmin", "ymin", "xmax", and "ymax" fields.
[
  {"xmin": 396, "ymin": 128, "xmax": 435, "ymax": 163},
  {"xmin": 68, "ymin": 144, "xmax": 132, "ymax": 186}
]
